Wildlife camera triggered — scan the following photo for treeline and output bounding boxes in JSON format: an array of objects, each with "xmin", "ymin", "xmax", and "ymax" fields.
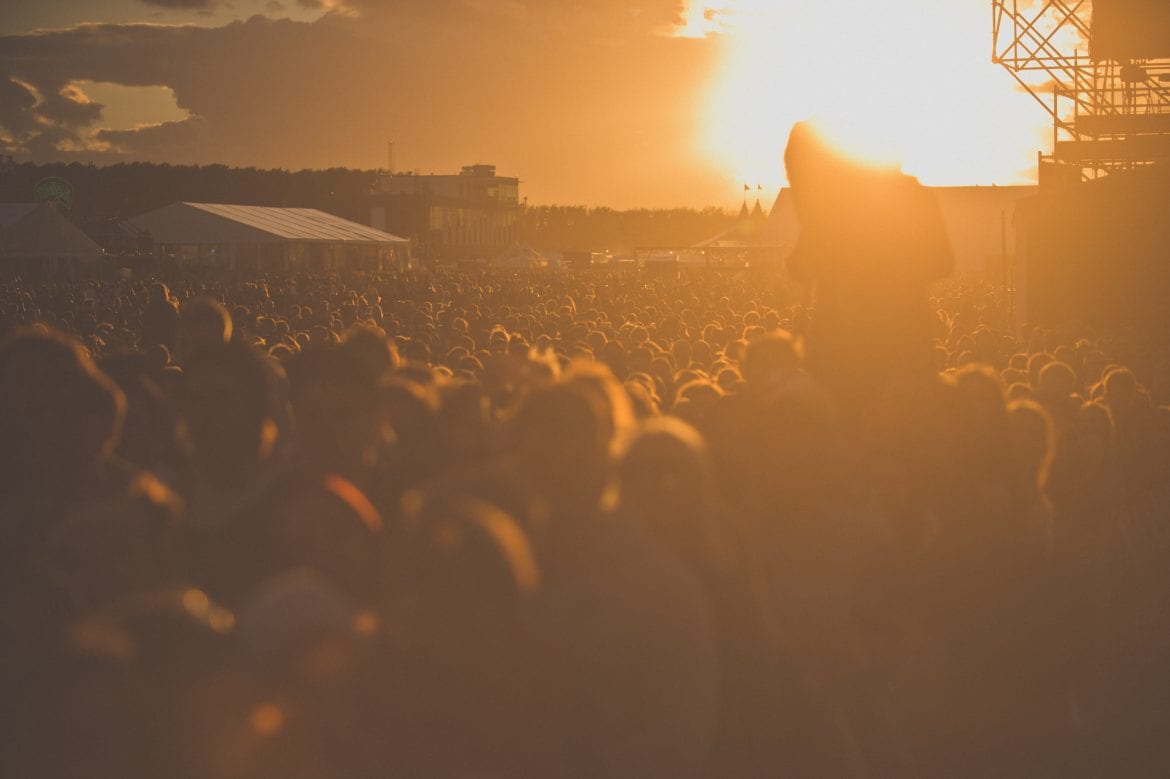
[
  {"xmin": 518, "ymin": 205, "xmax": 738, "ymax": 252},
  {"xmin": 0, "ymin": 162, "xmax": 740, "ymax": 249},
  {"xmin": 0, "ymin": 162, "xmax": 379, "ymax": 225}
]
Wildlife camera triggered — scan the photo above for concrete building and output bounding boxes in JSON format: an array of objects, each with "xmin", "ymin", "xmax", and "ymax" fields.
[
  {"xmin": 131, "ymin": 202, "xmax": 410, "ymax": 272},
  {"xmin": 370, "ymin": 164, "xmax": 520, "ymax": 262}
]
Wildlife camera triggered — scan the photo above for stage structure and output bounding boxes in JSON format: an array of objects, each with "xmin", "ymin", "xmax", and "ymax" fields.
[{"xmin": 993, "ymin": 0, "xmax": 1170, "ymax": 183}]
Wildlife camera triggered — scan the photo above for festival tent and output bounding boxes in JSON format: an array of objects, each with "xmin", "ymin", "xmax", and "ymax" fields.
[
  {"xmin": 492, "ymin": 243, "xmax": 548, "ymax": 269},
  {"xmin": 691, "ymin": 202, "xmax": 788, "ymax": 269},
  {"xmin": 130, "ymin": 202, "xmax": 411, "ymax": 271},
  {"xmin": 0, "ymin": 202, "xmax": 104, "ymax": 272},
  {"xmin": 0, "ymin": 203, "xmax": 38, "ymax": 230}
]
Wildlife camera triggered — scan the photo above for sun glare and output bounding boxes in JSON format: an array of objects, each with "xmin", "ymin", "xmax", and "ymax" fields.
[{"xmin": 687, "ymin": 0, "xmax": 1065, "ymax": 194}]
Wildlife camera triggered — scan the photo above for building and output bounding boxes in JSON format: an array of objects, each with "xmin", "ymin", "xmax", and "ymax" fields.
[
  {"xmin": 1014, "ymin": 165, "xmax": 1170, "ymax": 332},
  {"xmin": 0, "ymin": 202, "xmax": 105, "ymax": 275},
  {"xmin": 130, "ymin": 202, "xmax": 410, "ymax": 272},
  {"xmin": 370, "ymin": 164, "xmax": 520, "ymax": 262},
  {"xmin": 763, "ymin": 185, "xmax": 1037, "ymax": 276}
]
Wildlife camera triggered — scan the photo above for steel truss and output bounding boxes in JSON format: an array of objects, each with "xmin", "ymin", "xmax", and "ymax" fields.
[{"xmin": 993, "ymin": 0, "xmax": 1170, "ymax": 182}]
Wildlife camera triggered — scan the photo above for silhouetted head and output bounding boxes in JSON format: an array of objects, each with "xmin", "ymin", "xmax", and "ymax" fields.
[
  {"xmin": 1037, "ymin": 361, "xmax": 1077, "ymax": 401},
  {"xmin": 953, "ymin": 364, "xmax": 1012, "ymax": 481},
  {"xmin": 1103, "ymin": 366, "xmax": 1139, "ymax": 412},
  {"xmin": 510, "ymin": 382, "xmax": 611, "ymax": 520},
  {"xmin": 177, "ymin": 296, "xmax": 232, "ymax": 365},
  {"xmin": 619, "ymin": 417, "xmax": 722, "ymax": 567},
  {"xmin": 566, "ymin": 361, "xmax": 634, "ymax": 451},
  {"xmin": 1007, "ymin": 399, "xmax": 1054, "ymax": 490},
  {"xmin": 411, "ymin": 496, "xmax": 540, "ymax": 620},
  {"xmin": 784, "ymin": 119, "xmax": 952, "ymax": 285},
  {"xmin": 784, "ymin": 121, "xmax": 851, "ymax": 192},
  {"xmin": 742, "ymin": 329, "xmax": 801, "ymax": 390},
  {"xmin": 286, "ymin": 345, "xmax": 382, "ymax": 476},
  {"xmin": 341, "ymin": 324, "xmax": 400, "ymax": 382},
  {"xmin": 1027, "ymin": 352, "xmax": 1053, "ymax": 388},
  {"xmin": 0, "ymin": 327, "xmax": 125, "ymax": 493},
  {"xmin": 177, "ymin": 340, "xmax": 282, "ymax": 489},
  {"xmin": 149, "ymin": 282, "xmax": 172, "ymax": 304},
  {"xmin": 379, "ymin": 376, "xmax": 439, "ymax": 453}
]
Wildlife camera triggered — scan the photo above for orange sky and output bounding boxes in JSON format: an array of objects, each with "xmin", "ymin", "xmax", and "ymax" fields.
[{"xmin": 0, "ymin": 0, "xmax": 1052, "ymax": 207}]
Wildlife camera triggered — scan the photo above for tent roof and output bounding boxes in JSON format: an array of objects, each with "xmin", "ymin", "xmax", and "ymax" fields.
[
  {"xmin": 0, "ymin": 203, "xmax": 38, "ymax": 229},
  {"xmin": 492, "ymin": 243, "xmax": 547, "ymax": 267},
  {"xmin": 130, "ymin": 202, "xmax": 410, "ymax": 245},
  {"xmin": 1, "ymin": 202, "xmax": 104, "ymax": 259}
]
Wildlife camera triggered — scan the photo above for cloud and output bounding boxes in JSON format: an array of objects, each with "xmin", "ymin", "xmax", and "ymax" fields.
[
  {"xmin": 0, "ymin": 78, "xmax": 37, "ymax": 134},
  {"xmin": 0, "ymin": 2, "xmax": 724, "ymax": 205},
  {"xmin": 95, "ymin": 115, "xmax": 209, "ymax": 158},
  {"xmin": 140, "ymin": 0, "xmax": 217, "ymax": 9},
  {"xmin": 37, "ymin": 83, "xmax": 104, "ymax": 127}
]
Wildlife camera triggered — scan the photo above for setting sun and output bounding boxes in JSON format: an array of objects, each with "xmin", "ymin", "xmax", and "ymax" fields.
[{"xmin": 686, "ymin": 0, "xmax": 1060, "ymax": 191}]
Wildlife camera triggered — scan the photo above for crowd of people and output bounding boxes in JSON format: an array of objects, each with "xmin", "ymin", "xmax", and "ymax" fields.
[
  {"xmin": 4, "ymin": 127, "xmax": 1170, "ymax": 778},
  {"xmin": 2, "ymin": 260, "xmax": 1168, "ymax": 777}
]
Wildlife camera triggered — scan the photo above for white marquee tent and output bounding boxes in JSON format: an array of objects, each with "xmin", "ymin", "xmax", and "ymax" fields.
[{"xmin": 130, "ymin": 202, "xmax": 410, "ymax": 272}]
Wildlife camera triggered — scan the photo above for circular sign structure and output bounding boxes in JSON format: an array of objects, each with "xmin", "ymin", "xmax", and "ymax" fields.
[{"xmin": 33, "ymin": 176, "xmax": 73, "ymax": 211}]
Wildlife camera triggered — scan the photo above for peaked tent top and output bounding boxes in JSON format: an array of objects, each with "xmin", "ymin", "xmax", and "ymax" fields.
[
  {"xmin": 1, "ymin": 202, "xmax": 104, "ymax": 259},
  {"xmin": 0, "ymin": 203, "xmax": 39, "ymax": 229}
]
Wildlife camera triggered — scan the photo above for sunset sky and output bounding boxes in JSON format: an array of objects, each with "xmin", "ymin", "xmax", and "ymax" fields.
[{"xmin": 0, "ymin": 0, "xmax": 1055, "ymax": 207}]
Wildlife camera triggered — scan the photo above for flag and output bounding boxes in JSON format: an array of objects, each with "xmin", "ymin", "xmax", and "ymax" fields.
[
  {"xmin": 743, "ymin": 184, "xmax": 750, "ymax": 192},
  {"xmin": 757, "ymin": 184, "xmax": 763, "ymax": 190}
]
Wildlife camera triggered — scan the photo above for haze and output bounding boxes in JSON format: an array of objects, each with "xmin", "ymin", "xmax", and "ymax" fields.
[{"xmin": 0, "ymin": 0, "xmax": 1051, "ymax": 207}]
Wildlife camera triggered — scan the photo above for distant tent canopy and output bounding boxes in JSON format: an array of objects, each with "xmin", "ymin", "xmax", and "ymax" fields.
[
  {"xmin": 0, "ymin": 202, "xmax": 104, "ymax": 272},
  {"xmin": 129, "ymin": 202, "xmax": 410, "ymax": 272},
  {"xmin": 492, "ymin": 243, "xmax": 548, "ymax": 269},
  {"xmin": 0, "ymin": 203, "xmax": 38, "ymax": 230},
  {"xmin": 698, "ymin": 196, "xmax": 775, "ymax": 248}
]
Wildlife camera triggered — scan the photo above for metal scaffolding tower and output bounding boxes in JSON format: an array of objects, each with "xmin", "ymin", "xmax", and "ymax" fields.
[{"xmin": 993, "ymin": 0, "xmax": 1170, "ymax": 183}]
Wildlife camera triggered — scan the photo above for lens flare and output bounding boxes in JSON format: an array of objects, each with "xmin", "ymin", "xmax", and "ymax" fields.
[{"xmin": 685, "ymin": 0, "xmax": 1061, "ymax": 192}]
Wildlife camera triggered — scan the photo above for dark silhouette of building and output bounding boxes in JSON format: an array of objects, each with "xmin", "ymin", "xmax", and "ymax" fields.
[
  {"xmin": 369, "ymin": 164, "xmax": 520, "ymax": 262},
  {"xmin": 1016, "ymin": 165, "xmax": 1170, "ymax": 336}
]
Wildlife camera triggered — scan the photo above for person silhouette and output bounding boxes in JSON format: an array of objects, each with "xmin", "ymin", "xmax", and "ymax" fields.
[{"xmin": 784, "ymin": 121, "xmax": 954, "ymax": 407}]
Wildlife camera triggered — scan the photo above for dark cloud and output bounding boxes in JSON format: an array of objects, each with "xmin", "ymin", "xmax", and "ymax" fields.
[
  {"xmin": 95, "ymin": 116, "xmax": 209, "ymax": 158},
  {"xmin": 0, "ymin": 2, "xmax": 723, "ymax": 205},
  {"xmin": 0, "ymin": 78, "xmax": 37, "ymax": 135},
  {"xmin": 24, "ymin": 123, "xmax": 82, "ymax": 159},
  {"xmin": 37, "ymin": 84, "xmax": 104, "ymax": 127},
  {"xmin": 140, "ymin": 0, "xmax": 217, "ymax": 9}
]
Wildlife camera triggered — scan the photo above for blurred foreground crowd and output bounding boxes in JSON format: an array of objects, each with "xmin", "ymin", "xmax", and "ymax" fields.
[{"xmin": 2, "ymin": 267, "xmax": 1170, "ymax": 778}]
